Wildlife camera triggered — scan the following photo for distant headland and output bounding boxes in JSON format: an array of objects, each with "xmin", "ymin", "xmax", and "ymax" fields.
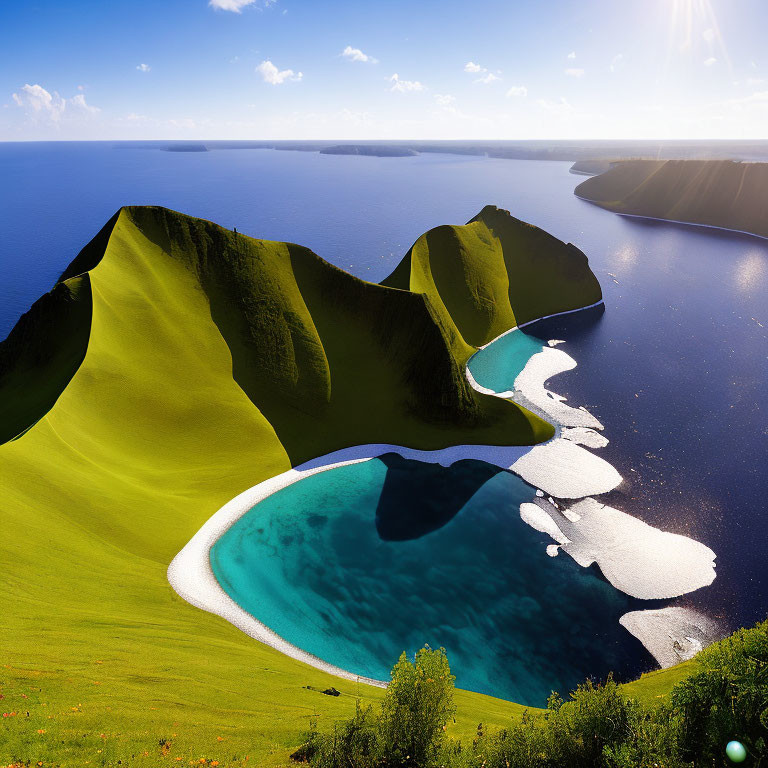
[{"xmin": 575, "ymin": 159, "xmax": 768, "ymax": 240}]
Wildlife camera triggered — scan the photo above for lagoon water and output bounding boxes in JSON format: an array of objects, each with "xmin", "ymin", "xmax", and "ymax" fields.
[
  {"xmin": 2, "ymin": 143, "xmax": 766, "ymax": 695},
  {"xmin": 211, "ymin": 454, "xmax": 649, "ymax": 704}
]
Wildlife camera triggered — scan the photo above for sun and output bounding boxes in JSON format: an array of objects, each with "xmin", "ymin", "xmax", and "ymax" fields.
[{"xmin": 665, "ymin": 0, "xmax": 729, "ymax": 69}]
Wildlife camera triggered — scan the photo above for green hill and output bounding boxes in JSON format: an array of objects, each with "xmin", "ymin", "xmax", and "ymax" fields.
[
  {"xmin": 0, "ymin": 205, "xmax": 629, "ymax": 767},
  {"xmin": 382, "ymin": 205, "xmax": 602, "ymax": 347},
  {"xmin": 575, "ymin": 159, "xmax": 768, "ymax": 239}
]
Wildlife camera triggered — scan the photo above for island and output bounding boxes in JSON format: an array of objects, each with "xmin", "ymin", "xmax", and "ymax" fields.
[
  {"xmin": 319, "ymin": 144, "xmax": 419, "ymax": 157},
  {"xmin": 162, "ymin": 143, "xmax": 209, "ymax": 152},
  {"xmin": 575, "ymin": 159, "xmax": 768, "ymax": 239}
]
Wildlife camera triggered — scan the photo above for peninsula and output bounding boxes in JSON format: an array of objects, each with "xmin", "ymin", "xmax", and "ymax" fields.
[{"xmin": 575, "ymin": 159, "xmax": 768, "ymax": 239}]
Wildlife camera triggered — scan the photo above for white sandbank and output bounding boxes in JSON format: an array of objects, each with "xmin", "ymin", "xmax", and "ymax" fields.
[
  {"xmin": 511, "ymin": 347, "xmax": 604, "ymax": 430},
  {"xmin": 525, "ymin": 498, "xmax": 717, "ymax": 600},
  {"xmin": 619, "ymin": 607, "xmax": 723, "ymax": 668},
  {"xmin": 561, "ymin": 426, "xmax": 609, "ymax": 449},
  {"xmin": 511, "ymin": 439, "xmax": 621, "ymax": 498}
]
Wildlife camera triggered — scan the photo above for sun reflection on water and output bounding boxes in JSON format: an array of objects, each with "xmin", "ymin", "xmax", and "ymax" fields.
[{"xmin": 733, "ymin": 251, "xmax": 767, "ymax": 292}]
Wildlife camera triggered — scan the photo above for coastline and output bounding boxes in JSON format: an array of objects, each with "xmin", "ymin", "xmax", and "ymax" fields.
[
  {"xmin": 574, "ymin": 193, "xmax": 768, "ymax": 242},
  {"xmin": 168, "ymin": 290, "xmax": 719, "ymax": 684},
  {"xmin": 167, "ymin": 300, "xmax": 607, "ymax": 686}
]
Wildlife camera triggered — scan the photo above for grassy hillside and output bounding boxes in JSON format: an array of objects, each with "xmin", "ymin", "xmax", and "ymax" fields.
[
  {"xmin": 383, "ymin": 205, "xmax": 602, "ymax": 347},
  {"xmin": 575, "ymin": 159, "xmax": 768, "ymax": 238},
  {"xmin": 0, "ymin": 205, "xmax": 666, "ymax": 767}
]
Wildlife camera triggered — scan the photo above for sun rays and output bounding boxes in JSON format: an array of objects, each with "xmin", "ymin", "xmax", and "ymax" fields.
[{"xmin": 665, "ymin": 0, "xmax": 731, "ymax": 72}]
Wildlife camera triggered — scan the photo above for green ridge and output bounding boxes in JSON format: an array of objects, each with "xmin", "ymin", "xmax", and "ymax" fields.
[
  {"xmin": 383, "ymin": 205, "xmax": 602, "ymax": 347},
  {"xmin": 0, "ymin": 205, "xmax": 666, "ymax": 768}
]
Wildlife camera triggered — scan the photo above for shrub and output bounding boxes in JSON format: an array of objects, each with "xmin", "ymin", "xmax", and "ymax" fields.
[
  {"xmin": 380, "ymin": 646, "xmax": 456, "ymax": 767},
  {"xmin": 670, "ymin": 620, "xmax": 768, "ymax": 766},
  {"xmin": 294, "ymin": 620, "xmax": 768, "ymax": 768}
]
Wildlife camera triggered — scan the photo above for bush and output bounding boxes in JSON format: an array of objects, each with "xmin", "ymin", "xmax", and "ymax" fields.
[
  {"xmin": 380, "ymin": 647, "xmax": 456, "ymax": 767},
  {"xmin": 294, "ymin": 620, "xmax": 768, "ymax": 768},
  {"xmin": 670, "ymin": 621, "xmax": 768, "ymax": 766},
  {"xmin": 295, "ymin": 646, "xmax": 455, "ymax": 768}
]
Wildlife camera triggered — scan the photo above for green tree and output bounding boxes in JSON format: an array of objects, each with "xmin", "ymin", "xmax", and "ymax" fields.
[{"xmin": 380, "ymin": 646, "xmax": 457, "ymax": 767}]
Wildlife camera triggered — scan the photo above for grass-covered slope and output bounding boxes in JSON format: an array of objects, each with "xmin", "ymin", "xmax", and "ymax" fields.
[
  {"xmin": 383, "ymin": 205, "xmax": 602, "ymax": 347},
  {"xmin": 0, "ymin": 205, "xmax": 608, "ymax": 766},
  {"xmin": 575, "ymin": 159, "xmax": 768, "ymax": 239}
]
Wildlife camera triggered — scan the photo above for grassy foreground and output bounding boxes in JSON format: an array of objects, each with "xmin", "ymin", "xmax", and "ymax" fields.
[{"xmin": 0, "ymin": 205, "xmax": 677, "ymax": 767}]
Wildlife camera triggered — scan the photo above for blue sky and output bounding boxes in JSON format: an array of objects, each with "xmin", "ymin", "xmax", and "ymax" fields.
[{"xmin": 2, "ymin": 0, "xmax": 767, "ymax": 140}]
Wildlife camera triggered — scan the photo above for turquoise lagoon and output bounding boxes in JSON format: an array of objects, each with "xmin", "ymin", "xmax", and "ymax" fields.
[
  {"xmin": 211, "ymin": 331, "xmax": 655, "ymax": 705},
  {"xmin": 467, "ymin": 328, "xmax": 546, "ymax": 392}
]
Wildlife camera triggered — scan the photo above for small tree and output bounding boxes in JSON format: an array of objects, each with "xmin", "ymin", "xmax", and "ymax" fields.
[{"xmin": 380, "ymin": 646, "xmax": 456, "ymax": 767}]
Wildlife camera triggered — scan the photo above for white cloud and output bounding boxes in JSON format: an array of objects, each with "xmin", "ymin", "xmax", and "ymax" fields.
[
  {"xmin": 610, "ymin": 54, "xmax": 624, "ymax": 72},
  {"xmin": 389, "ymin": 73, "xmax": 424, "ymax": 92},
  {"xmin": 209, "ymin": 0, "xmax": 275, "ymax": 11},
  {"xmin": 434, "ymin": 94, "xmax": 455, "ymax": 106},
  {"xmin": 567, "ymin": 51, "xmax": 576, "ymax": 60},
  {"xmin": 69, "ymin": 93, "xmax": 100, "ymax": 114},
  {"xmin": 136, "ymin": 63, "xmax": 151, "ymax": 73},
  {"xmin": 464, "ymin": 61, "xmax": 501, "ymax": 83},
  {"xmin": 342, "ymin": 46, "xmax": 377, "ymax": 64},
  {"xmin": 704, "ymin": 57, "xmax": 718, "ymax": 67},
  {"xmin": 537, "ymin": 96, "xmax": 574, "ymax": 118},
  {"xmin": 12, "ymin": 83, "xmax": 99, "ymax": 122},
  {"xmin": 702, "ymin": 28, "xmax": 715, "ymax": 42},
  {"xmin": 506, "ymin": 85, "xmax": 528, "ymax": 98},
  {"xmin": 747, "ymin": 77, "xmax": 765, "ymax": 86},
  {"xmin": 256, "ymin": 60, "xmax": 302, "ymax": 85},
  {"xmin": 565, "ymin": 67, "xmax": 585, "ymax": 77}
]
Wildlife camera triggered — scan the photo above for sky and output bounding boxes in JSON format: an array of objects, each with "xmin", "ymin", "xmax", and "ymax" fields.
[{"xmin": 1, "ymin": 0, "xmax": 767, "ymax": 141}]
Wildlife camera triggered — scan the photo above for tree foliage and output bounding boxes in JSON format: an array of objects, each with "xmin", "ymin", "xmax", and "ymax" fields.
[{"xmin": 295, "ymin": 620, "xmax": 768, "ymax": 768}]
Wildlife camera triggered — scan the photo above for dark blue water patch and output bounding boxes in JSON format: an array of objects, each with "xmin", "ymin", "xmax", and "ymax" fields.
[{"xmin": 211, "ymin": 455, "xmax": 655, "ymax": 706}]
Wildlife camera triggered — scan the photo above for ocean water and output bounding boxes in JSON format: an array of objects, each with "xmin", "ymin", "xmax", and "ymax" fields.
[
  {"xmin": 2, "ymin": 142, "xmax": 767, "ymax": 681},
  {"xmin": 211, "ymin": 455, "xmax": 652, "ymax": 705}
]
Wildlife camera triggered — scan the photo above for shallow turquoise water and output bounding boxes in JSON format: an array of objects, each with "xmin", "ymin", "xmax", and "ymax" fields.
[
  {"xmin": 211, "ymin": 455, "xmax": 650, "ymax": 705},
  {"xmin": 467, "ymin": 329, "xmax": 545, "ymax": 392}
]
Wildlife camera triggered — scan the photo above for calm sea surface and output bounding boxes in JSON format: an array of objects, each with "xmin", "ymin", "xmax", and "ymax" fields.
[{"xmin": 1, "ymin": 143, "xmax": 766, "ymax": 693}]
